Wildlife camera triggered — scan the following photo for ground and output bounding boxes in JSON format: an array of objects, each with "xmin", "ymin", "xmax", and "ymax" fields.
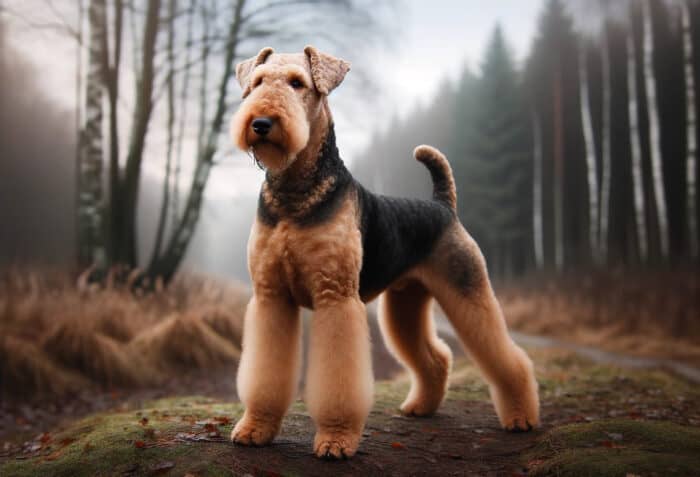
[{"xmin": 2, "ymin": 346, "xmax": 699, "ymax": 477}]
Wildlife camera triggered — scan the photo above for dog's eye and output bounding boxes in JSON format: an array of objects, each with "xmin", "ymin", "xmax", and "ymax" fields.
[{"xmin": 289, "ymin": 78, "xmax": 304, "ymax": 89}]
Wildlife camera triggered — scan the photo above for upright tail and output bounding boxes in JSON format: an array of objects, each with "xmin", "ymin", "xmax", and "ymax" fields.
[{"xmin": 414, "ymin": 145, "xmax": 457, "ymax": 212}]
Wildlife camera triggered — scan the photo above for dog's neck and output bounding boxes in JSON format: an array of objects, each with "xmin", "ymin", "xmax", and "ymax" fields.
[{"xmin": 258, "ymin": 122, "xmax": 352, "ymax": 226}]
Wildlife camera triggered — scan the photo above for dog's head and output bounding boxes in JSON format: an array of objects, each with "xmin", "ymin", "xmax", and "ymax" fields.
[{"xmin": 230, "ymin": 46, "xmax": 350, "ymax": 173}]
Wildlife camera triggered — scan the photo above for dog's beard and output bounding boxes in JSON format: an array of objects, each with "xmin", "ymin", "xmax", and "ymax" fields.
[{"xmin": 248, "ymin": 141, "xmax": 294, "ymax": 173}]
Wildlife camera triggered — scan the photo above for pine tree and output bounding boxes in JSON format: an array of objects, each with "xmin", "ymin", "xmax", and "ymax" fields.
[{"xmin": 458, "ymin": 25, "xmax": 531, "ymax": 276}]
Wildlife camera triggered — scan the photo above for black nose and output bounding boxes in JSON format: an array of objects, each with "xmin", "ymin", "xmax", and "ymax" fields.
[{"xmin": 251, "ymin": 117, "xmax": 273, "ymax": 136}]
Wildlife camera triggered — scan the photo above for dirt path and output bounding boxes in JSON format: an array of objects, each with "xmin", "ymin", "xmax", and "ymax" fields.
[{"xmin": 2, "ymin": 343, "xmax": 700, "ymax": 476}]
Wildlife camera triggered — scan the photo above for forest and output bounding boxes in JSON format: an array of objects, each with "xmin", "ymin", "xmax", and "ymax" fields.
[
  {"xmin": 355, "ymin": 0, "xmax": 700, "ymax": 278},
  {"xmin": 1, "ymin": 1, "xmax": 700, "ymax": 475}
]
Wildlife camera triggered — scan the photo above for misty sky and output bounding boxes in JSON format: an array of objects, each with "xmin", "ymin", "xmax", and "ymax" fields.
[{"xmin": 5, "ymin": 1, "xmax": 541, "ymax": 200}]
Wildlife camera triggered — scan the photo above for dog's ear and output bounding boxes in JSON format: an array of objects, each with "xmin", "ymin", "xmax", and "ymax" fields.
[
  {"xmin": 304, "ymin": 45, "xmax": 350, "ymax": 95},
  {"xmin": 236, "ymin": 47, "xmax": 274, "ymax": 97}
]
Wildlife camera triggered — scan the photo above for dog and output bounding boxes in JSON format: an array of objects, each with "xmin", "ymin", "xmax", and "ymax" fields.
[{"xmin": 229, "ymin": 45, "xmax": 540, "ymax": 460}]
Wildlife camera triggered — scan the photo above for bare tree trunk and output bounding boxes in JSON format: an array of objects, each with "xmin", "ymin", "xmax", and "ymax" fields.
[
  {"xmin": 74, "ymin": 0, "xmax": 84, "ymax": 265},
  {"xmin": 599, "ymin": 24, "xmax": 612, "ymax": 264},
  {"xmin": 172, "ymin": 0, "xmax": 197, "ymax": 226},
  {"xmin": 77, "ymin": 0, "xmax": 108, "ymax": 271},
  {"xmin": 682, "ymin": 0, "xmax": 698, "ymax": 260},
  {"xmin": 147, "ymin": 0, "xmax": 246, "ymax": 284},
  {"xmin": 532, "ymin": 109, "xmax": 545, "ymax": 269},
  {"xmin": 106, "ymin": 0, "xmax": 123, "ymax": 265},
  {"xmin": 150, "ymin": 0, "xmax": 178, "ymax": 264},
  {"xmin": 119, "ymin": 0, "xmax": 161, "ymax": 266},
  {"xmin": 642, "ymin": 0, "xmax": 670, "ymax": 260},
  {"xmin": 196, "ymin": 0, "xmax": 213, "ymax": 159},
  {"xmin": 553, "ymin": 67, "xmax": 565, "ymax": 271},
  {"xmin": 627, "ymin": 25, "xmax": 649, "ymax": 263},
  {"xmin": 578, "ymin": 41, "xmax": 600, "ymax": 264}
]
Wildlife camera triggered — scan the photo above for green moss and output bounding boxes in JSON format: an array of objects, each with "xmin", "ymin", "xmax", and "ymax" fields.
[
  {"xmin": 527, "ymin": 420, "xmax": 700, "ymax": 477},
  {"xmin": 0, "ymin": 397, "xmax": 245, "ymax": 477}
]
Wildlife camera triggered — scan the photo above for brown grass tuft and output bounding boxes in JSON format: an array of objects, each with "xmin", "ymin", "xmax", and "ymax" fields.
[
  {"xmin": 130, "ymin": 313, "xmax": 241, "ymax": 371},
  {"xmin": 0, "ymin": 336, "xmax": 88, "ymax": 397},
  {"xmin": 42, "ymin": 322, "xmax": 147, "ymax": 386},
  {"xmin": 500, "ymin": 269, "xmax": 700, "ymax": 365},
  {"xmin": 0, "ymin": 267, "xmax": 250, "ymax": 399}
]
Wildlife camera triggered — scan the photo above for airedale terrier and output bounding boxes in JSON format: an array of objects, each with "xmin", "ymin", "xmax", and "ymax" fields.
[{"xmin": 229, "ymin": 46, "xmax": 539, "ymax": 459}]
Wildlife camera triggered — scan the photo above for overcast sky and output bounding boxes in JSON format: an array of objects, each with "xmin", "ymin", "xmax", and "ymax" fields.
[{"xmin": 5, "ymin": 0, "xmax": 543, "ymax": 199}]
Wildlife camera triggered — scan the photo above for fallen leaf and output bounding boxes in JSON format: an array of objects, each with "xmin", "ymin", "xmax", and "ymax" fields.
[
  {"xmin": 134, "ymin": 440, "xmax": 146, "ymax": 449},
  {"xmin": 213, "ymin": 416, "xmax": 231, "ymax": 426},
  {"xmin": 390, "ymin": 442, "xmax": 405, "ymax": 450},
  {"xmin": 140, "ymin": 417, "xmax": 149, "ymax": 426},
  {"xmin": 38, "ymin": 433, "xmax": 52, "ymax": 445}
]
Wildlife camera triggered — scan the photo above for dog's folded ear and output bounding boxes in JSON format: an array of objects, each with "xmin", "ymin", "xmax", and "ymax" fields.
[
  {"xmin": 304, "ymin": 46, "xmax": 351, "ymax": 95},
  {"xmin": 236, "ymin": 47, "xmax": 274, "ymax": 97}
]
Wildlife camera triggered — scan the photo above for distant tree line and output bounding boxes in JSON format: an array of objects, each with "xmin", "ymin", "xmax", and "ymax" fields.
[{"xmin": 354, "ymin": 0, "xmax": 700, "ymax": 277}]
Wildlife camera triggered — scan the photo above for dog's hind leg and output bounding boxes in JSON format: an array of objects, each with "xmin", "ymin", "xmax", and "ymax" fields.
[
  {"xmin": 378, "ymin": 280, "xmax": 452, "ymax": 416},
  {"xmin": 419, "ymin": 224, "xmax": 539, "ymax": 431},
  {"xmin": 305, "ymin": 296, "xmax": 373, "ymax": 459},
  {"xmin": 232, "ymin": 295, "xmax": 302, "ymax": 445}
]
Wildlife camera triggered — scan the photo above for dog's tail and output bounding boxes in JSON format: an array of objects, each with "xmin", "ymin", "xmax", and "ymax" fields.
[{"xmin": 414, "ymin": 145, "xmax": 457, "ymax": 212}]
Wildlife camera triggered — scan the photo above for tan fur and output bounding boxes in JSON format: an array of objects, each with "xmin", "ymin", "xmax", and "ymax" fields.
[
  {"xmin": 410, "ymin": 223, "xmax": 540, "ymax": 430},
  {"xmin": 237, "ymin": 193, "xmax": 373, "ymax": 457},
  {"xmin": 378, "ymin": 281, "xmax": 452, "ymax": 416},
  {"xmin": 231, "ymin": 46, "xmax": 539, "ymax": 460}
]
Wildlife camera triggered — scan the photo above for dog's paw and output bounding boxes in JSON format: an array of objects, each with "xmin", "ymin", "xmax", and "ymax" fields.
[
  {"xmin": 503, "ymin": 415, "xmax": 535, "ymax": 433},
  {"xmin": 230, "ymin": 416, "xmax": 278, "ymax": 446},
  {"xmin": 493, "ymin": 387, "xmax": 540, "ymax": 432},
  {"xmin": 313, "ymin": 431, "xmax": 360, "ymax": 459},
  {"xmin": 399, "ymin": 396, "xmax": 440, "ymax": 417}
]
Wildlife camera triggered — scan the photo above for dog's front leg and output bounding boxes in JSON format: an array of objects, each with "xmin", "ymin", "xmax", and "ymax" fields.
[
  {"xmin": 305, "ymin": 295, "xmax": 373, "ymax": 459},
  {"xmin": 232, "ymin": 295, "xmax": 301, "ymax": 446}
]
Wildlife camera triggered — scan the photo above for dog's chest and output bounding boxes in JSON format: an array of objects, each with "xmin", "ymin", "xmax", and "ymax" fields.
[{"xmin": 248, "ymin": 197, "xmax": 362, "ymax": 308}]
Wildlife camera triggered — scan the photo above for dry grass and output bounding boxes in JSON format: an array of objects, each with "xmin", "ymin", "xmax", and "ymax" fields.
[
  {"xmin": 0, "ymin": 267, "xmax": 249, "ymax": 399},
  {"xmin": 499, "ymin": 268, "xmax": 700, "ymax": 365}
]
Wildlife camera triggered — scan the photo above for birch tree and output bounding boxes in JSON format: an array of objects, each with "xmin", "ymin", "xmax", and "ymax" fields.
[
  {"xmin": 149, "ymin": 0, "xmax": 177, "ymax": 265},
  {"xmin": 642, "ymin": 0, "xmax": 670, "ymax": 260},
  {"xmin": 681, "ymin": 0, "xmax": 698, "ymax": 260},
  {"xmin": 627, "ymin": 20, "xmax": 649, "ymax": 262},
  {"xmin": 578, "ymin": 40, "xmax": 600, "ymax": 263},
  {"xmin": 77, "ymin": 0, "xmax": 107, "ymax": 271}
]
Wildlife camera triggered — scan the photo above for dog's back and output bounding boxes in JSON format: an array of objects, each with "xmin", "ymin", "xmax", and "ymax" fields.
[{"xmin": 355, "ymin": 146, "xmax": 458, "ymax": 300}]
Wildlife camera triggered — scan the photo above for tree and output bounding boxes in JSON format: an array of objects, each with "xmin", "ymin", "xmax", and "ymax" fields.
[
  {"xmin": 578, "ymin": 38, "xmax": 600, "ymax": 263},
  {"xmin": 526, "ymin": 0, "xmax": 582, "ymax": 271},
  {"xmin": 642, "ymin": 0, "xmax": 671, "ymax": 260},
  {"xmin": 598, "ymin": 11, "xmax": 613, "ymax": 264},
  {"xmin": 458, "ymin": 26, "xmax": 531, "ymax": 276},
  {"xmin": 531, "ymin": 108, "xmax": 545, "ymax": 269},
  {"xmin": 627, "ymin": 15, "xmax": 649, "ymax": 262},
  {"xmin": 76, "ymin": 0, "xmax": 108, "ymax": 271},
  {"xmin": 681, "ymin": 0, "xmax": 698, "ymax": 260}
]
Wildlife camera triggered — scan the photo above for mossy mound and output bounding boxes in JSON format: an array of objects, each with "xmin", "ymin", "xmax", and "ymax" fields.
[
  {"xmin": 2, "ymin": 350, "xmax": 699, "ymax": 477},
  {"xmin": 526, "ymin": 419, "xmax": 700, "ymax": 476}
]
